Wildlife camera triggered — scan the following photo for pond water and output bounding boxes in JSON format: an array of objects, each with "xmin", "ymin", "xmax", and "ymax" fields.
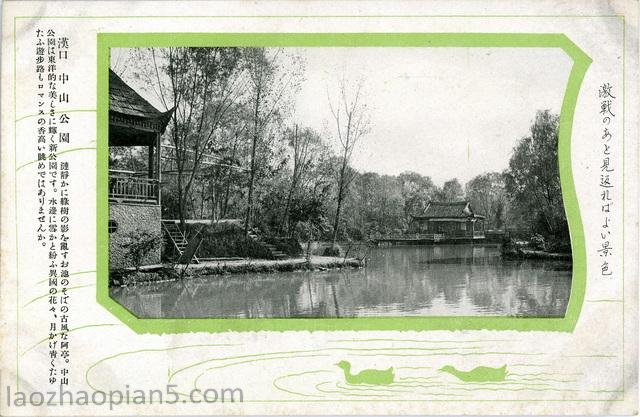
[{"xmin": 110, "ymin": 244, "xmax": 572, "ymax": 319}]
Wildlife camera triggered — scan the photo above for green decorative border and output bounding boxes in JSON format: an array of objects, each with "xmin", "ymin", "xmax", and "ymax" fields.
[{"xmin": 96, "ymin": 33, "xmax": 591, "ymax": 333}]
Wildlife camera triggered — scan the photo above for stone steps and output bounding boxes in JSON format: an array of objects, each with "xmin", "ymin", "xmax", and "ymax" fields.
[{"xmin": 246, "ymin": 230, "xmax": 288, "ymax": 260}]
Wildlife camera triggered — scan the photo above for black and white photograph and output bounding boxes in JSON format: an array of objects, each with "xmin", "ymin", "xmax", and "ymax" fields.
[{"xmin": 107, "ymin": 46, "xmax": 573, "ymax": 319}]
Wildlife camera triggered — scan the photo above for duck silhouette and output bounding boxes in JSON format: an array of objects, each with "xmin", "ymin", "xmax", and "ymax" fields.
[
  {"xmin": 336, "ymin": 360, "xmax": 395, "ymax": 385},
  {"xmin": 439, "ymin": 364, "xmax": 508, "ymax": 382}
]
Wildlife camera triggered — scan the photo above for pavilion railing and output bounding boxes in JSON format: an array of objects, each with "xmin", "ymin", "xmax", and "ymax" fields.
[
  {"xmin": 370, "ymin": 233, "xmax": 445, "ymax": 242},
  {"xmin": 109, "ymin": 172, "xmax": 159, "ymax": 204},
  {"xmin": 446, "ymin": 230, "xmax": 486, "ymax": 239}
]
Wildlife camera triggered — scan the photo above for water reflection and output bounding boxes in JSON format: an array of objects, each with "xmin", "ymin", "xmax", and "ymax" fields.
[{"xmin": 110, "ymin": 244, "xmax": 572, "ymax": 319}]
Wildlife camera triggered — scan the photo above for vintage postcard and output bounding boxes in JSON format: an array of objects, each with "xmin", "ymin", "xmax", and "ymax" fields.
[{"xmin": 1, "ymin": 0, "xmax": 638, "ymax": 415}]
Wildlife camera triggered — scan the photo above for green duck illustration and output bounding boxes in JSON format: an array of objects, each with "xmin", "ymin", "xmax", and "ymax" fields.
[
  {"xmin": 336, "ymin": 360, "xmax": 395, "ymax": 385},
  {"xmin": 439, "ymin": 364, "xmax": 508, "ymax": 382}
]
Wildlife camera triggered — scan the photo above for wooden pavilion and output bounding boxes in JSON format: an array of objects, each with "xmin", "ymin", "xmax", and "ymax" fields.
[
  {"xmin": 408, "ymin": 201, "xmax": 485, "ymax": 239},
  {"xmin": 108, "ymin": 69, "xmax": 173, "ymax": 268}
]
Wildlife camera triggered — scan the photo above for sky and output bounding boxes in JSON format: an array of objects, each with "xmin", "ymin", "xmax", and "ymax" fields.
[
  {"xmin": 113, "ymin": 47, "xmax": 572, "ymax": 186},
  {"xmin": 289, "ymin": 47, "xmax": 572, "ymax": 185}
]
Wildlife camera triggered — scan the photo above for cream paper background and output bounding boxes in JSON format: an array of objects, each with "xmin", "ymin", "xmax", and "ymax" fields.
[{"xmin": 0, "ymin": 1, "xmax": 638, "ymax": 415}]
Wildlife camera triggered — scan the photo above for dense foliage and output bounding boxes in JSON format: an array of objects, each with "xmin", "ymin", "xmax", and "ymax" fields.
[{"xmin": 112, "ymin": 49, "xmax": 569, "ymax": 248}]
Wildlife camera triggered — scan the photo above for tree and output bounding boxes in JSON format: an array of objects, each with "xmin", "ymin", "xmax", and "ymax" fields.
[
  {"xmin": 504, "ymin": 110, "xmax": 568, "ymax": 240},
  {"xmin": 243, "ymin": 48, "xmax": 302, "ymax": 234},
  {"xmin": 465, "ymin": 172, "xmax": 507, "ymax": 229},
  {"xmin": 291, "ymin": 193, "xmax": 329, "ymax": 263},
  {"xmin": 327, "ymin": 78, "xmax": 371, "ymax": 244},
  {"xmin": 199, "ymin": 102, "xmax": 251, "ymax": 221},
  {"xmin": 280, "ymin": 125, "xmax": 324, "ymax": 235},
  {"xmin": 437, "ymin": 178, "xmax": 464, "ymax": 202},
  {"xmin": 134, "ymin": 47, "xmax": 245, "ymax": 231},
  {"xmin": 109, "ymin": 145, "xmax": 147, "ymax": 173},
  {"xmin": 346, "ymin": 172, "xmax": 404, "ymax": 238},
  {"xmin": 397, "ymin": 171, "xmax": 437, "ymax": 224}
]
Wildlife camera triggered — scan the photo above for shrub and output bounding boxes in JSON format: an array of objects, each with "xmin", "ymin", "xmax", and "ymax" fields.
[
  {"xmin": 197, "ymin": 228, "xmax": 272, "ymax": 259},
  {"xmin": 322, "ymin": 244, "xmax": 342, "ymax": 257},
  {"xmin": 546, "ymin": 236, "xmax": 572, "ymax": 254},
  {"xmin": 265, "ymin": 237, "xmax": 303, "ymax": 257},
  {"xmin": 120, "ymin": 230, "xmax": 163, "ymax": 271},
  {"xmin": 529, "ymin": 233, "xmax": 546, "ymax": 251},
  {"xmin": 345, "ymin": 227, "xmax": 364, "ymax": 241},
  {"xmin": 178, "ymin": 222, "xmax": 273, "ymax": 259}
]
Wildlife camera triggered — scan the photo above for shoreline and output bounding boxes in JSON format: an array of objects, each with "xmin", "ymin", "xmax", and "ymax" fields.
[
  {"xmin": 110, "ymin": 245, "xmax": 572, "ymax": 288},
  {"xmin": 110, "ymin": 256, "xmax": 364, "ymax": 287},
  {"xmin": 502, "ymin": 249, "xmax": 572, "ymax": 261},
  {"xmin": 187, "ymin": 255, "xmax": 364, "ymax": 274}
]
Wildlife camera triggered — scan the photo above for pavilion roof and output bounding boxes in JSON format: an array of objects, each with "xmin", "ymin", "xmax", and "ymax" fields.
[
  {"xmin": 109, "ymin": 69, "xmax": 173, "ymax": 146},
  {"xmin": 109, "ymin": 69, "xmax": 165, "ymax": 119},
  {"xmin": 412, "ymin": 201, "xmax": 485, "ymax": 219}
]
